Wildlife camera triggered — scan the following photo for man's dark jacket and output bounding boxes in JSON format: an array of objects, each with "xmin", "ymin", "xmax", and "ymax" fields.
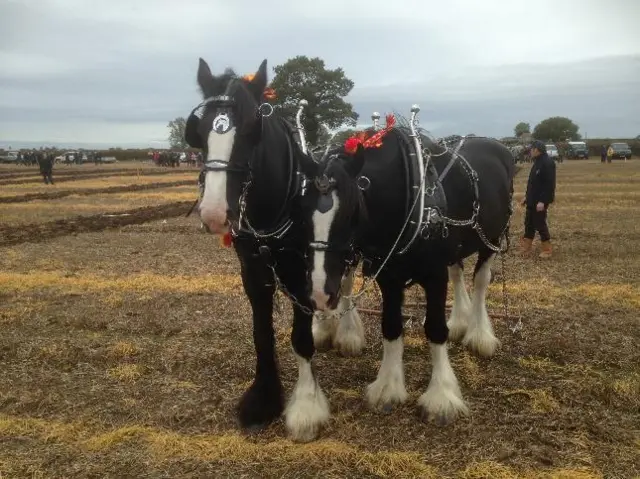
[
  {"xmin": 525, "ymin": 152, "xmax": 556, "ymax": 207},
  {"xmin": 39, "ymin": 154, "xmax": 53, "ymax": 174}
]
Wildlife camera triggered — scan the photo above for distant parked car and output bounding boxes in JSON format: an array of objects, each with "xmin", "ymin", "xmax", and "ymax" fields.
[
  {"xmin": 546, "ymin": 144, "xmax": 561, "ymax": 162},
  {"xmin": 55, "ymin": 151, "xmax": 81, "ymax": 163},
  {"xmin": 565, "ymin": 141, "xmax": 589, "ymax": 159},
  {"xmin": 0, "ymin": 151, "xmax": 19, "ymax": 164},
  {"xmin": 608, "ymin": 142, "xmax": 632, "ymax": 159},
  {"xmin": 97, "ymin": 156, "xmax": 117, "ymax": 164}
]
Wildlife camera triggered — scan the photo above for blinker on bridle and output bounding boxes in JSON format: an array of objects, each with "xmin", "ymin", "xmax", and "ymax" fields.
[
  {"xmin": 313, "ymin": 151, "xmax": 338, "ymax": 214},
  {"xmin": 308, "ymin": 176, "xmax": 356, "ymax": 255}
]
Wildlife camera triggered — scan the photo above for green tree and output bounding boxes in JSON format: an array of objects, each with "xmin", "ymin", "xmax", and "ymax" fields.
[
  {"xmin": 514, "ymin": 122, "xmax": 531, "ymax": 138},
  {"xmin": 167, "ymin": 117, "xmax": 187, "ymax": 149},
  {"xmin": 270, "ymin": 56, "xmax": 359, "ymax": 146},
  {"xmin": 533, "ymin": 117, "xmax": 580, "ymax": 142},
  {"xmin": 331, "ymin": 128, "xmax": 358, "ymax": 145},
  {"xmin": 316, "ymin": 125, "xmax": 333, "ymax": 145}
]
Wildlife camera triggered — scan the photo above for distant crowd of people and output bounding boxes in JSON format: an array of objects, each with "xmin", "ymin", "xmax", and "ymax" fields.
[
  {"xmin": 150, "ymin": 150, "xmax": 203, "ymax": 167},
  {"xmin": 17, "ymin": 151, "xmax": 56, "ymax": 184}
]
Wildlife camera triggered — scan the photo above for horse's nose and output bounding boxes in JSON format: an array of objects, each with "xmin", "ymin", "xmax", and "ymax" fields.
[
  {"xmin": 311, "ymin": 290, "xmax": 331, "ymax": 311},
  {"xmin": 199, "ymin": 206, "xmax": 228, "ymax": 234}
]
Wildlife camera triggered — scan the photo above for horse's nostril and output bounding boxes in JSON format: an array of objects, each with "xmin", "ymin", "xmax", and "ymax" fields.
[{"xmin": 328, "ymin": 292, "xmax": 336, "ymax": 307}]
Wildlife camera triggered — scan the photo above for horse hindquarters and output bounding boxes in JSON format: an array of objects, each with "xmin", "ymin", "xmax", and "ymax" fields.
[{"xmin": 235, "ymin": 248, "xmax": 284, "ymax": 430}]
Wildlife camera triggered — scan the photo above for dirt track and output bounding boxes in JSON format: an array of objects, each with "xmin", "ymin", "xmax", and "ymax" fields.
[
  {"xmin": 0, "ymin": 180, "xmax": 195, "ymax": 204},
  {"xmin": 0, "ymin": 201, "xmax": 192, "ymax": 247},
  {"xmin": 0, "ymin": 167, "xmax": 153, "ymax": 180},
  {"xmin": 0, "ymin": 167, "xmax": 198, "ymax": 186}
]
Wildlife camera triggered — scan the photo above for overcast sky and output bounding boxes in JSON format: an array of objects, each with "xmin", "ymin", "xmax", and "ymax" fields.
[{"xmin": 1, "ymin": 0, "xmax": 639, "ymax": 148}]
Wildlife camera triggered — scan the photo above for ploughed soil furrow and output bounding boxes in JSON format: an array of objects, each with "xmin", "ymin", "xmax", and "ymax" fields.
[
  {"xmin": 0, "ymin": 167, "xmax": 152, "ymax": 180},
  {"xmin": 0, "ymin": 168, "xmax": 198, "ymax": 186},
  {"xmin": 0, "ymin": 201, "xmax": 192, "ymax": 247},
  {"xmin": 0, "ymin": 180, "xmax": 195, "ymax": 204}
]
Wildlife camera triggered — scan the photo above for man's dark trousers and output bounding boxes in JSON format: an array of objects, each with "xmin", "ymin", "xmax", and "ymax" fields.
[{"xmin": 524, "ymin": 207, "xmax": 550, "ymax": 242}]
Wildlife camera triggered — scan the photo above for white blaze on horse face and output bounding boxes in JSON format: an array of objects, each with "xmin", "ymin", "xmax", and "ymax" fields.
[
  {"xmin": 199, "ymin": 127, "xmax": 236, "ymax": 234},
  {"xmin": 310, "ymin": 191, "xmax": 339, "ymax": 311}
]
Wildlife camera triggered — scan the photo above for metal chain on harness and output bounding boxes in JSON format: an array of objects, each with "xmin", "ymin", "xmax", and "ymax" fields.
[
  {"xmin": 265, "ymin": 260, "xmax": 315, "ymax": 316},
  {"xmin": 256, "ymin": 100, "xmax": 315, "ymax": 315},
  {"xmin": 437, "ymin": 140, "xmax": 511, "ymax": 254}
]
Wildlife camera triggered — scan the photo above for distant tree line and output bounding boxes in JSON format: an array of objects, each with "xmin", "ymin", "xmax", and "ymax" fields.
[{"xmin": 512, "ymin": 116, "xmax": 640, "ymax": 155}]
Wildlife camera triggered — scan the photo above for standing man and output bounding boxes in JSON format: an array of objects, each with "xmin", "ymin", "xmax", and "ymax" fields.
[
  {"xmin": 39, "ymin": 151, "xmax": 55, "ymax": 184},
  {"xmin": 519, "ymin": 140, "xmax": 556, "ymax": 258},
  {"xmin": 600, "ymin": 144, "xmax": 607, "ymax": 163}
]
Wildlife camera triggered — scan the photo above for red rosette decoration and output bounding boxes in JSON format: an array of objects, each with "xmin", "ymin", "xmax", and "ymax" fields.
[
  {"xmin": 344, "ymin": 136, "xmax": 362, "ymax": 155},
  {"xmin": 220, "ymin": 232, "xmax": 233, "ymax": 248},
  {"xmin": 243, "ymin": 72, "xmax": 277, "ymax": 101},
  {"xmin": 385, "ymin": 113, "xmax": 396, "ymax": 128},
  {"xmin": 263, "ymin": 87, "xmax": 276, "ymax": 101}
]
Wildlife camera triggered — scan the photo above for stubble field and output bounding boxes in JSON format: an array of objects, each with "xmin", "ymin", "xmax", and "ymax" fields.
[{"xmin": 0, "ymin": 160, "xmax": 638, "ymax": 478}]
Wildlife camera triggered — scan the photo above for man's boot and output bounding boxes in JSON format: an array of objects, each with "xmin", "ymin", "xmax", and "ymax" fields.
[
  {"xmin": 518, "ymin": 237, "xmax": 533, "ymax": 255},
  {"xmin": 539, "ymin": 241, "xmax": 552, "ymax": 258}
]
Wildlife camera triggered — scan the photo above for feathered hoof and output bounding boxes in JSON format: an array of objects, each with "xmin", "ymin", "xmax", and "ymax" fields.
[
  {"xmin": 462, "ymin": 327, "xmax": 500, "ymax": 358},
  {"xmin": 365, "ymin": 378, "xmax": 408, "ymax": 414},
  {"xmin": 284, "ymin": 385, "xmax": 330, "ymax": 443},
  {"xmin": 417, "ymin": 385, "xmax": 469, "ymax": 426},
  {"xmin": 236, "ymin": 377, "xmax": 284, "ymax": 431},
  {"xmin": 447, "ymin": 318, "xmax": 468, "ymax": 342},
  {"xmin": 334, "ymin": 329, "xmax": 365, "ymax": 357},
  {"xmin": 312, "ymin": 314, "xmax": 337, "ymax": 352}
]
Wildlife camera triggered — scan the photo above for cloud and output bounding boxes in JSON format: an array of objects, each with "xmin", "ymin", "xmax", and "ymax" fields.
[{"xmin": 1, "ymin": 0, "xmax": 639, "ymax": 147}]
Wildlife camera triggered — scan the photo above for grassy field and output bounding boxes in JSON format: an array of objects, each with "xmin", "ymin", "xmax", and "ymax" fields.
[{"xmin": 0, "ymin": 160, "xmax": 638, "ymax": 478}]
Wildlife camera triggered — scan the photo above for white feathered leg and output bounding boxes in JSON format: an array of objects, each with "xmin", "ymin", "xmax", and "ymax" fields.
[
  {"xmin": 462, "ymin": 254, "xmax": 500, "ymax": 358},
  {"xmin": 284, "ymin": 353, "xmax": 330, "ymax": 442},
  {"xmin": 447, "ymin": 263, "xmax": 471, "ymax": 341},
  {"xmin": 333, "ymin": 268, "xmax": 365, "ymax": 356},
  {"xmin": 366, "ymin": 338, "xmax": 408, "ymax": 411},
  {"xmin": 417, "ymin": 342, "xmax": 468, "ymax": 424}
]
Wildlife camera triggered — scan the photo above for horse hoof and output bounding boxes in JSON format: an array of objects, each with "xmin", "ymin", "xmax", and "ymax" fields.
[
  {"xmin": 335, "ymin": 337, "xmax": 364, "ymax": 357},
  {"xmin": 236, "ymin": 379, "xmax": 284, "ymax": 430},
  {"xmin": 446, "ymin": 320, "xmax": 468, "ymax": 342},
  {"xmin": 419, "ymin": 409, "xmax": 451, "ymax": 427},
  {"xmin": 243, "ymin": 423, "xmax": 268, "ymax": 434},
  {"xmin": 381, "ymin": 403, "xmax": 395, "ymax": 414},
  {"xmin": 314, "ymin": 338, "xmax": 333, "ymax": 352}
]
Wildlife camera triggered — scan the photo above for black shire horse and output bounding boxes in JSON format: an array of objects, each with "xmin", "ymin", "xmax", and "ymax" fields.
[
  {"xmin": 299, "ymin": 123, "xmax": 514, "ymax": 424},
  {"xmin": 184, "ymin": 58, "xmax": 362, "ymax": 442}
]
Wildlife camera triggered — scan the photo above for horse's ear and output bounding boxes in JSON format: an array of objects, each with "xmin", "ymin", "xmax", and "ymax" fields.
[
  {"xmin": 197, "ymin": 58, "xmax": 213, "ymax": 96},
  {"xmin": 248, "ymin": 59, "xmax": 268, "ymax": 100},
  {"xmin": 344, "ymin": 144, "xmax": 365, "ymax": 178}
]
